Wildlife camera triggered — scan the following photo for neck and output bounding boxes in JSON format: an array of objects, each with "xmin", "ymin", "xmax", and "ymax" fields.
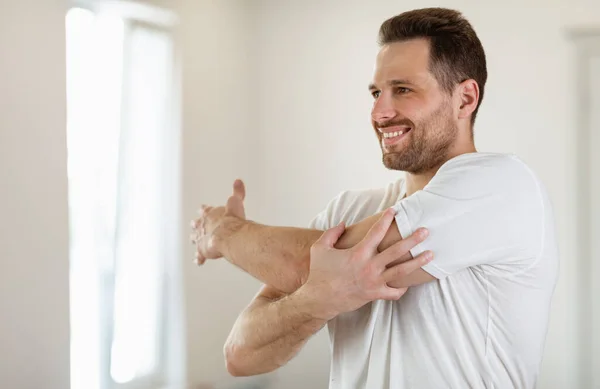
[{"xmin": 405, "ymin": 140, "xmax": 477, "ymax": 196}]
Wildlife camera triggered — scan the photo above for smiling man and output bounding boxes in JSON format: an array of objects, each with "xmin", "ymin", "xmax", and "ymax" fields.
[{"xmin": 191, "ymin": 8, "xmax": 559, "ymax": 389}]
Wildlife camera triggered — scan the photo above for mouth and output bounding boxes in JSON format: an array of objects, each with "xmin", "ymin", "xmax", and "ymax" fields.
[{"xmin": 379, "ymin": 126, "xmax": 412, "ymax": 148}]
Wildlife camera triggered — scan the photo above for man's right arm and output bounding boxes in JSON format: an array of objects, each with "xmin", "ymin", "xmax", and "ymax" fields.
[{"xmin": 224, "ymin": 284, "xmax": 330, "ymax": 376}]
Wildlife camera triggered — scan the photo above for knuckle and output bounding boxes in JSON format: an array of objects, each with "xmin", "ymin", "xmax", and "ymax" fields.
[
  {"xmin": 361, "ymin": 262, "xmax": 376, "ymax": 277},
  {"xmin": 349, "ymin": 247, "xmax": 362, "ymax": 261},
  {"xmin": 375, "ymin": 223, "xmax": 387, "ymax": 234},
  {"xmin": 409, "ymin": 234, "xmax": 422, "ymax": 246},
  {"xmin": 393, "ymin": 242, "xmax": 408, "ymax": 255},
  {"xmin": 395, "ymin": 266, "xmax": 407, "ymax": 278}
]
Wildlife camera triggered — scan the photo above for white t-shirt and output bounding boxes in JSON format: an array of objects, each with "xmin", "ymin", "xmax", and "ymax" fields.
[{"xmin": 309, "ymin": 152, "xmax": 559, "ymax": 389}]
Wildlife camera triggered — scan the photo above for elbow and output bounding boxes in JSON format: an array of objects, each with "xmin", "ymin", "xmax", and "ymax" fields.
[
  {"xmin": 225, "ymin": 357, "xmax": 248, "ymax": 377},
  {"xmin": 224, "ymin": 342, "xmax": 275, "ymax": 377},
  {"xmin": 224, "ymin": 343, "xmax": 249, "ymax": 377}
]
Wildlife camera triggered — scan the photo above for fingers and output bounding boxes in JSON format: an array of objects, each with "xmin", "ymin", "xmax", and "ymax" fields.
[
  {"xmin": 382, "ymin": 250, "xmax": 433, "ymax": 284},
  {"xmin": 378, "ymin": 286, "xmax": 409, "ymax": 301},
  {"xmin": 198, "ymin": 204, "xmax": 211, "ymax": 214},
  {"xmin": 191, "ymin": 204, "xmax": 213, "ymax": 230},
  {"xmin": 374, "ymin": 227, "xmax": 429, "ymax": 268},
  {"xmin": 194, "ymin": 236, "xmax": 211, "ymax": 265},
  {"xmin": 233, "ymin": 179, "xmax": 246, "ymax": 200},
  {"xmin": 191, "ymin": 206, "xmax": 209, "ymax": 263},
  {"xmin": 356, "ymin": 208, "xmax": 396, "ymax": 252},
  {"xmin": 195, "ymin": 252, "xmax": 207, "ymax": 266},
  {"xmin": 195, "ymin": 251, "xmax": 206, "ymax": 265},
  {"xmin": 315, "ymin": 222, "xmax": 346, "ymax": 248},
  {"xmin": 196, "ymin": 205, "xmax": 212, "ymax": 222}
]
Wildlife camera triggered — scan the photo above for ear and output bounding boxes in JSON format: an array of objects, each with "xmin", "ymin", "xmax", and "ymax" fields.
[{"xmin": 456, "ymin": 79, "xmax": 479, "ymax": 120}]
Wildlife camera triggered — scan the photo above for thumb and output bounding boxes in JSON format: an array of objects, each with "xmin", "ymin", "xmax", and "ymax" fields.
[
  {"xmin": 233, "ymin": 179, "xmax": 246, "ymax": 201},
  {"xmin": 226, "ymin": 194, "xmax": 246, "ymax": 219},
  {"xmin": 317, "ymin": 222, "xmax": 346, "ymax": 248}
]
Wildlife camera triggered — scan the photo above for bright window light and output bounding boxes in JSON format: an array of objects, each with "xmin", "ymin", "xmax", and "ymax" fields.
[{"xmin": 66, "ymin": 5, "xmax": 178, "ymax": 389}]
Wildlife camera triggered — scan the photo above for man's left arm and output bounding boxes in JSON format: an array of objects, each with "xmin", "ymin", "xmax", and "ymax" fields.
[
  {"xmin": 196, "ymin": 157, "xmax": 541, "ymax": 293},
  {"xmin": 193, "ymin": 181, "xmax": 431, "ymax": 294}
]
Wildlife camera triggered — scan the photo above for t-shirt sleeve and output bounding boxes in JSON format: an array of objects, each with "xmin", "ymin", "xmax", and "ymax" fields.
[
  {"xmin": 308, "ymin": 191, "xmax": 348, "ymax": 230},
  {"xmin": 392, "ymin": 154, "xmax": 545, "ymax": 279}
]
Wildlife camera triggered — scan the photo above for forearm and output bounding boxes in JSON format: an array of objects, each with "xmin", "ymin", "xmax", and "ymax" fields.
[
  {"xmin": 224, "ymin": 286, "xmax": 330, "ymax": 376},
  {"xmin": 215, "ymin": 216, "xmax": 322, "ymax": 293},
  {"xmin": 214, "ymin": 211, "xmax": 408, "ymax": 292}
]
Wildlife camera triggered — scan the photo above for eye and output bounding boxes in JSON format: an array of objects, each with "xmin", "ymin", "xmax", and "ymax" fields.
[
  {"xmin": 371, "ymin": 90, "xmax": 381, "ymax": 99},
  {"xmin": 395, "ymin": 87, "xmax": 411, "ymax": 94}
]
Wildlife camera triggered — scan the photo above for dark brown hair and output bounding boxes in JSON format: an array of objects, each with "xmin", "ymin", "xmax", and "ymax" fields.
[{"xmin": 378, "ymin": 8, "xmax": 487, "ymax": 124}]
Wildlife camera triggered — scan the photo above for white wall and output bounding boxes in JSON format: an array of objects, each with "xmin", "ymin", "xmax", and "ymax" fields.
[{"xmin": 0, "ymin": 1, "xmax": 70, "ymax": 388}]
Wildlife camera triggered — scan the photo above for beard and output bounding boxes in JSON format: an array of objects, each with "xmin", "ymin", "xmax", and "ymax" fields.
[{"xmin": 378, "ymin": 103, "xmax": 457, "ymax": 174}]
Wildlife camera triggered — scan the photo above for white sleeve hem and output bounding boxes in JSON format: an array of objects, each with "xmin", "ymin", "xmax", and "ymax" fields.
[
  {"xmin": 393, "ymin": 202, "xmax": 448, "ymax": 280},
  {"xmin": 420, "ymin": 262, "xmax": 450, "ymax": 279}
]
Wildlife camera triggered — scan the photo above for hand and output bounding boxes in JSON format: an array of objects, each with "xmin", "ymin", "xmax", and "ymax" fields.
[
  {"xmin": 191, "ymin": 179, "xmax": 247, "ymax": 265},
  {"xmin": 303, "ymin": 208, "xmax": 433, "ymax": 320}
]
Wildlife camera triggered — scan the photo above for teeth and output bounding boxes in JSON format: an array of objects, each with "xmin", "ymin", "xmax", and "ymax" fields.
[{"xmin": 383, "ymin": 131, "xmax": 404, "ymax": 138}]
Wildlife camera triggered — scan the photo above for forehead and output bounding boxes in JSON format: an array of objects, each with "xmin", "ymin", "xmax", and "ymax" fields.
[{"xmin": 372, "ymin": 38, "xmax": 436, "ymax": 88}]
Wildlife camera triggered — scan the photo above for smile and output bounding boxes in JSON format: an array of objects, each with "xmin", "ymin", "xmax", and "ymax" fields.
[
  {"xmin": 379, "ymin": 126, "xmax": 412, "ymax": 146},
  {"xmin": 383, "ymin": 131, "xmax": 406, "ymax": 138}
]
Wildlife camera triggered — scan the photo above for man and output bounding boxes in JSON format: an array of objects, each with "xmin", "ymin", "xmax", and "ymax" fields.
[{"xmin": 191, "ymin": 7, "xmax": 558, "ymax": 389}]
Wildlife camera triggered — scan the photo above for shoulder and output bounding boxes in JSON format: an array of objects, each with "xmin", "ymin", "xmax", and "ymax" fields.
[
  {"xmin": 309, "ymin": 179, "xmax": 404, "ymax": 230},
  {"xmin": 437, "ymin": 152, "xmax": 533, "ymax": 178},
  {"xmin": 428, "ymin": 152, "xmax": 542, "ymax": 198}
]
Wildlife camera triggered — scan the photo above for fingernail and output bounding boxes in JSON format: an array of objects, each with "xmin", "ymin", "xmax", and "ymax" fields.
[
  {"xmin": 418, "ymin": 228, "xmax": 429, "ymax": 238},
  {"xmin": 423, "ymin": 251, "xmax": 433, "ymax": 262}
]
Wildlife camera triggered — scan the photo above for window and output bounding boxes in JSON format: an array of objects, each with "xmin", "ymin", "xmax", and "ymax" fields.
[
  {"xmin": 66, "ymin": 3, "xmax": 182, "ymax": 389},
  {"xmin": 570, "ymin": 30, "xmax": 600, "ymax": 389}
]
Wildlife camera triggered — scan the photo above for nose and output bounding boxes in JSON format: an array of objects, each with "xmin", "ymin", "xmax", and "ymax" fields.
[{"xmin": 371, "ymin": 93, "xmax": 397, "ymax": 124}]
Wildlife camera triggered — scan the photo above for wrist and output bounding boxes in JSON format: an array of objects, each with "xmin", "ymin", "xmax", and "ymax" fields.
[
  {"xmin": 213, "ymin": 215, "xmax": 248, "ymax": 258},
  {"xmin": 293, "ymin": 284, "xmax": 339, "ymax": 322}
]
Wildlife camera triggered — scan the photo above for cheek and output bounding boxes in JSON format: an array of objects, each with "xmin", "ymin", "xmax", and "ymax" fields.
[{"xmin": 396, "ymin": 97, "xmax": 426, "ymax": 122}]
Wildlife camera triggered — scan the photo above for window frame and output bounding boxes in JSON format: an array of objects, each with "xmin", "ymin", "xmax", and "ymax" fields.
[{"xmin": 569, "ymin": 28, "xmax": 600, "ymax": 389}]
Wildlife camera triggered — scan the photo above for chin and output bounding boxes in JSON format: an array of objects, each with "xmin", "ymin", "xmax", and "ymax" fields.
[
  {"xmin": 382, "ymin": 154, "xmax": 407, "ymax": 172},
  {"xmin": 382, "ymin": 153, "xmax": 429, "ymax": 174}
]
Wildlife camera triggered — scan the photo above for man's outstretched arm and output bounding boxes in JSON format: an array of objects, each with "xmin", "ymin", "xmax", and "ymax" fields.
[{"xmin": 193, "ymin": 180, "xmax": 434, "ymax": 294}]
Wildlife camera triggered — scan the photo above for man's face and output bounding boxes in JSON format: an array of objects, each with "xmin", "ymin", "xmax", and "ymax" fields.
[{"xmin": 369, "ymin": 38, "xmax": 458, "ymax": 174}]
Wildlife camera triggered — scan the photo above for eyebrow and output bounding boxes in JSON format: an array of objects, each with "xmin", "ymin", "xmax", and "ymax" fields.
[{"xmin": 368, "ymin": 79, "xmax": 415, "ymax": 91}]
